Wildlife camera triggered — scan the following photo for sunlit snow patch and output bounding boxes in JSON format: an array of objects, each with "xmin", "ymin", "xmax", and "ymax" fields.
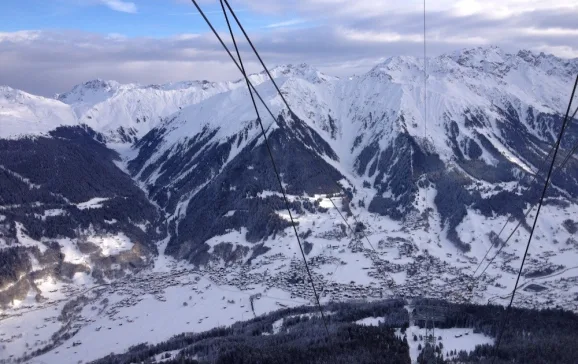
[
  {"xmin": 87, "ymin": 232, "xmax": 133, "ymax": 256},
  {"xmin": 355, "ymin": 317, "xmax": 384, "ymax": 326},
  {"xmin": 11, "ymin": 222, "xmax": 47, "ymax": 252},
  {"xmin": 76, "ymin": 197, "xmax": 110, "ymax": 210},
  {"xmin": 396, "ymin": 326, "xmax": 494, "ymax": 364}
]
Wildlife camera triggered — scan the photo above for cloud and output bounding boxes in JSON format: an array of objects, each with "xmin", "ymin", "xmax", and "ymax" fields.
[
  {"xmin": 236, "ymin": 0, "xmax": 577, "ymax": 18},
  {"xmin": 265, "ymin": 18, "xmax": 308, "ymax": 28},
  {"xmin": 0, "ymin": 31, "xmax": 42, "ymax": 43},
  {"xmin": 1, "ymin": 1, "xmax": 577, "ymax": 96},
  {"xmin": 100, "ymin": 0, "xmax": 137, "ymax": 13}
]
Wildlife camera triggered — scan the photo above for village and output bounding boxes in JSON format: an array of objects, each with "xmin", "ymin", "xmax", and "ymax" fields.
[{"xmin": 1, "ymin": 229, "xmax": 576, "ymax": 364}]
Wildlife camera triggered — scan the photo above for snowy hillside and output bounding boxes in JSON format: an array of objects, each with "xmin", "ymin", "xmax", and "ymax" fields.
[
  {"xmin": 0, "ymin": 86, "xmax": 77, "ymax": 139},
  {"xmin": 54, "ymin": 64, "xmax": 330, "ymax": 144},
  {"xmin": 130, "ymin": 45, "xmax": 578, "ymax": 252},
  {"xmin": 118, "ymin": 45, "xmax": 578, "ymax": 315}
]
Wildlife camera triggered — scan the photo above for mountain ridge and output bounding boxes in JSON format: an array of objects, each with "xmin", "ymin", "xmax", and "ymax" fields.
[{"xmin": 2, "ymin": 46, "xmax": 576, "ymax": 143}]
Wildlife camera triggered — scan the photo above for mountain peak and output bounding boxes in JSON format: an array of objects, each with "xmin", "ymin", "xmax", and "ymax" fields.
[
  {"xmin": 0, "ymin": 85, "xmax": 18, "ymax": 97},
  {"xmin": 366, "ymin": 55, "xmax": 422, "ymax": 81},
  {"xmin": 447, "ymin": 46, "xmax": 510, "ymax": 69},
  {"xmin": 0, "ymin": 86, "xmax": 77, "ymax": 139},
  {"xmin": 249, "ymin": 63, "xmax": 337, "ymax": 84},
  {"xmin": 80, "ymin": 79, "xmax": 122, "ymax": 90},
  {"xmin": 445, "ymin": 46, "xmax": 577, "ymax": 78},
  {"xmin": 1, "ymin": 85, "xmax": 44, "ymax": 103},
  {"xmin": 56, "ymin": 79, "xmax": 125, "ymax": 103}
]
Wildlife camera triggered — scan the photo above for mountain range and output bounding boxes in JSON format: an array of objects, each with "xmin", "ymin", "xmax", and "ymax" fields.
[{"xmin": 1, "ymin": 46, "xmax": 577, "ymax": 363}]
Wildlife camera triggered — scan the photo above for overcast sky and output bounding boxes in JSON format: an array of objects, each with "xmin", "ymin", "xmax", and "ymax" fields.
[{"xmin": 1, "ymin": 0, "xmax": 577, "ymax": 96}]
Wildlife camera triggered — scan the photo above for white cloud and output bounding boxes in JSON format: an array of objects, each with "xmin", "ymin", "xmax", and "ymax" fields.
[
  {"xmin": 0, "ymin": 30, "xmax": 41, "ymax": 43},
  {"xmin": 106, "ymin": 33, "xmax": 128, "ymax": 41},
  {"xmin": 171, "ymin": 34, "xmax": 202, "ymax": 41},
  {"xmin": 338, "ymin": 28, "xmax": 422, "ymax": 44},
  {"xmin": 237, "ymin": 0, "xmax": 577, "ymax": 18},
  {"xmin": 100, "ymin": 0, "xmax": 137, "ymax": 13},
  {"xmin": 533, "ymin": 45, "xmax": 578, "ymax": 58},
  {"xmin": 520, "ymin": 27, "xmax": 578, "ymax": 37},
  {"xmin": 1, "ymin": 0, "xmax": 577, "ymax": 96},
  {"xmin": 265, "ymin": 19, "xmax": 308, "ymax": 29}
]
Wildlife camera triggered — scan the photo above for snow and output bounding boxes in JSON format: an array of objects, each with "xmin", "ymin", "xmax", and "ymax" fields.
[
  {"xmin": 0, "ymin": 300, "xmax": 67, "ymax": 360},
  {"xmin": 0, "ymin": 86, "xmax": 77, "ymax": 139},
  {"xmin": 2, "ymin": 66, "xmax": 326, "ymax": 142},
  {"xmin": 154, "ymin": 350, "xmax": 181, "ymax": 362},
  {"xmin": 87, "ymin": 233, "xmax": 133, "ymax": 256},
  {"xmin": 11, "ymin": 222, "xmax": 47, "ymax": 253},
  {"xmin": 223, "ymin": 210, "xmax": 236, "ymax": 217},
  {"xmin": 42, "ymin": 209, "xmax": 67, "ymax": 219},
  {"xmin": 55, "ymin": 237, "xmax": 86, "ymax": 264},
  {"xmin": 397, "ymin": 326, "xmax": 494, "ymax": 364},
  {"xmin": 271, "ymin": 318, "xmax": 284, "ymax": 334},
  {"xmin": 56, "ymin": 73, "xmax": 292, "ymax": 144},
  {"xmin": 353, "ymin": 313, "xmax": 494, "ymax": 364},
  {"xmin": 355, "ymin": 317, "xmax": 384, "ymax": 326},
  {"xmin": 27, "ymin": 277, "xmax": 307, "ymax": 364},
  {"xmin": 76, "ymin": 197, "xmax": 110, "ymax": 210},
  {"xmin": 205, "ymin": 228, "xmax": 253, "ymax": 255},
  {"xmin": 45, "ymin": 233, "xmax": 132, "ymax": 264},
  {"xmin": 2, "ymin": 47, "xmax": 574, "ymax": 164}
]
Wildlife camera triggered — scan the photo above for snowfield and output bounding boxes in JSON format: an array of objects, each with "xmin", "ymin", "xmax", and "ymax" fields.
[
  {"xmin": 396, "ymin": 326, "xmax": 494, "ymax": 364},
  {"xmin": 76, "ymin": 197, "xmax": 110, "ymax": 210},
  {"xmin": 0, "ymin": 86, "xmax": 77, "ymax": 139}
]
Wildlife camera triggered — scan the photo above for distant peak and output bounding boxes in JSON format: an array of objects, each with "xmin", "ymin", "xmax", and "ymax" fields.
[
  {"xmin": 0, "ymin": 85, "xmax": 32, "ymax": 100},
  {"xmin": 271, "ymin": 63, "xmax": 313, "ymax": 71},
  {"xmin": 159, "ymin": 80, "xmax": 216, "ymax": 91},
  {"xmin": 0, "ymin": 85, "xmax": 16, "ymax": 93},
  {"xmin": 516, "ymin": 49, "xmax": 559, "ymax": 63},
  {"xmin": 447, "ymin": 46, "xmax": 509, "ymax": 68},
  {"xmin": 267, "ymin": 63, "xmax": 316, "ymax": 75},
  {"xmin": 366, "ymin": 55, "xmax": 421, "ymax": 80},
  {"xmin": 259, "ymin": 63, "xmax": 336, "ymax": 84},
  {"xmin": 74, "ymin": 79, "xmax": 122, "ymax": 92},
  {"xmin": 57, "ymin": 79, "xmax": 124, "ymax": 102},
  {"xmin": 84, "ymin": 79, "xmax": 114, "ymax": 87}
]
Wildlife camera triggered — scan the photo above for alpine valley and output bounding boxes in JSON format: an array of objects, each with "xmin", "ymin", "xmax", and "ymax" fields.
[{"xmin": 1, "ymin": 46, "xmax": 578, "ymax": 363}]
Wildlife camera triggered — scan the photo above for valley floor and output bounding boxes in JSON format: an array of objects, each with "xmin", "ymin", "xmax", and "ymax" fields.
[{"xmin": 1, "ymin": 198, "xmax": 578, "ymax": 363}]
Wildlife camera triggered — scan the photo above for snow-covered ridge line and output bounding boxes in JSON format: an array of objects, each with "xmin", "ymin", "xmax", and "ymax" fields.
[
  {"xmin": 2, "ymin": 46, "xmax": 574, "ymax": 142},
  {"xmin": 0, "ymin": 86, "xmax": 78, "ymax": 139}
]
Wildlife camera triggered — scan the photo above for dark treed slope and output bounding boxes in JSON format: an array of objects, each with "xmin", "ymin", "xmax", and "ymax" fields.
[{"xmin": 0, "ymin": 126, "xmax": 163, "ymax": 306}]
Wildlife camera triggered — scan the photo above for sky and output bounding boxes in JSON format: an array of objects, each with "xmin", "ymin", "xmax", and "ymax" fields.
[{"xmin": 1, "ymin": 0, "xmax": 577, "ymax": 96}]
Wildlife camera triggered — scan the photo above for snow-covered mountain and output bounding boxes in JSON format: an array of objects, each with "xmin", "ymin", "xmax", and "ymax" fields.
[
  {"xmin": 130, "ymin": 45, "xmax": 578, "ymax": 255},
  {"xmin": 54, "ymin": 78, "xmax": 239, "ymax": 143},
  {"xmin": 52, "ymin": 64, "xmax": 333, "ymax": 144},
  {"xmin": 1, "ymin": 46, "xmax": 578, "ymax": 363},
  {"xmin": 0, "ymin": 86, "xmax": 77, "ymax": 139}
]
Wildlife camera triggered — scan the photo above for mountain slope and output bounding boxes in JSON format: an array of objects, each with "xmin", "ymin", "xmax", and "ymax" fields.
[
  {"xmin": 0, "ymin": 126, "xmax": 163, "ymax": 307},
  {"xmin": 129, "ymin": 46, "xmax": 578, "ymax": 257},
  {"xmin": 54, "ymin": 64, "xmax": 332, "ymax": 144},
  {"xmin": 0, "ymin": 86, "xmax": 77, "ymax": 139},
  {"xmin": 127, "ymin": 80, "xmax": 345, "ymax": 263}
]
